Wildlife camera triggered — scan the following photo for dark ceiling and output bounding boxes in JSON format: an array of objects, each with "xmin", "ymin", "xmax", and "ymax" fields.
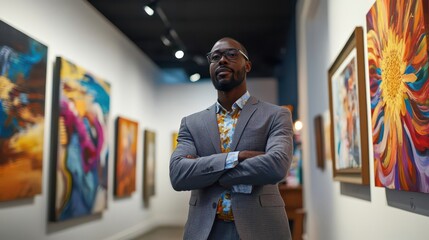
[{"xmin": 87, "ymin": 0, "xmax": 296, "ymax": 81}]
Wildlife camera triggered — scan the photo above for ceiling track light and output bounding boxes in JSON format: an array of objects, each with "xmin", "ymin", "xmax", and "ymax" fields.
[
  {"xmin": 175, "ymin": 50, "xmax": 184, "ymax": 59},
  {"xmin": 144, "ymin": 0, "xmax": 193, "ymax": 76},
  {"xmin": 192, "ymin": 55, "xmax": 206, "ymax": 66},
  {"xmin": 160, "ymin": 27, "xmax": 174, "ymax": 46},
  {"xmin": 160, "ymin": 35, "xmax": 171, "ymax": 46},
  {"xmin": 143, "ymin": 0, "xmax": 158, "ymax": 16},
  {"xmin": 190, "ymin": 73, "xmax": 200, "ymax": 82},
  {"xmin": 143, "ymin": 1, "xmax": 186, "ymax": 54}
]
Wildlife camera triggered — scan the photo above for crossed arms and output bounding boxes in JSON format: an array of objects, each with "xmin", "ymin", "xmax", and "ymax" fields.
[{"xmin": 169, "ymin": 108, "xmax": 293, "ymax": 191}]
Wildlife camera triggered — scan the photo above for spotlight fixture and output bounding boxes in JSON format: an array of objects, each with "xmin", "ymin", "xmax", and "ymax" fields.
[
  {"xmin": 190, "ymin": 73, "xmax": 200, "ymax": 82},
  {"xmin": 175, "ymin": 50, "xmax": 184, "ymax": 59},
  {"xmin": 160, "ymin": 35, "xmax": 171, "ymax": 46},
  {"xmin": 144, "ymin": 6, "xmax": 154, "ymax": 16},
  {"xmin": 144, "ymin": 0, "xmax": 158, "ymax": 16},
  {"xmin": 160, "ymin": 28, "xmax": 174, "ymax": 46},
  {"xmin": 192, "ymin": 55, "xmax": 206, "ymax": 66}
]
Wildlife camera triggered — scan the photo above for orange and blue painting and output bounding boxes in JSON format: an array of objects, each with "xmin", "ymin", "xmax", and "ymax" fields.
[
  {"xmin": 0, "ymin": 20, "xmax": 47, "ymax": 201},
  {"xmin": 114, "ymin": 117, "xmax": 138, "ymax": 197},
  {"xmin": 51, "ymin": 57, "xmax": 110, "ymax": 221},
  {"xmin": 367, "ymin": 0, "xmax": 429, "ymax": 192}
]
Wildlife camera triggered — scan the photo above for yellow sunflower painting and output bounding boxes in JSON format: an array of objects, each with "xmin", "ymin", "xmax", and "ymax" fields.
[{"xmin": 367, "ymin": 0, "xmax": 429, "ymax": 192}]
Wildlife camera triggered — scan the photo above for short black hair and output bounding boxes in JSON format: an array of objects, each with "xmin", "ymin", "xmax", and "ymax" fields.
[{"xmin": 217, "ymin": 37, "xmax": 249, "ymax": 60}]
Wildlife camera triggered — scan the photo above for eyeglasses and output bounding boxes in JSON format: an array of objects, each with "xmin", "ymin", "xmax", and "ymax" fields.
[{"xmin": 206, "ymin": 48, "xmax": 249, "ymax": 63}]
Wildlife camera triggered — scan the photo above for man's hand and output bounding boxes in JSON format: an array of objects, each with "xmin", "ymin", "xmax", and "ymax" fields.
[
  {"xmin": 185, "ymin": 154, "xmax": 198, "ymax": 159},
  {"xmin": 238, "ymin": 151, "xmax": 265, "ymax": 162}
]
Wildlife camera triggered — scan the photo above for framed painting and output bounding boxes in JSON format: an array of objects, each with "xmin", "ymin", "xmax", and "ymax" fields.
[
  {"xmin": 314, "ymin": 115, "xmax": 325, "ymax": 169},
  {"xmin": 114, "ymin": 117, "xmax": 138, "ymax": 197},
  {"xmin": 143, "ymin": 129, "xmax": 156, "ymax": 206},
  {"xmin": 50, "ymin": 57, "xmax": 110, "ymax": 221},
  {"xmin": 328, "ymin": 27, "xmax": 370, "ymax": 185},
  {"xmin": 367, "ymin": 0, "xmax": 429, "ymax": 192},
  {"xmin": 172, "ymin": 131, "xmax": 178, "ymax": 152},
  {"xmin": 0, "ymin": 20, "xmax": 48, "ymax": 201},
  {"xmin": 322, "ymin": 110, "xmax": 332, "ymax": 161}
]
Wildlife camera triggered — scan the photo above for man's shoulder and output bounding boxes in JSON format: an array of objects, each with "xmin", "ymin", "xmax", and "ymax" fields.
[
  {"xmin": 254, "ymin": 98, "xmax": 290, "ymax": 114},
  {"xmin": 184, "ymin": 104, "xmax": 215, "ymax": 119}
]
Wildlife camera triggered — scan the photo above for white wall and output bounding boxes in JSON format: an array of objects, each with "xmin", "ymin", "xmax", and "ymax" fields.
[
  {"xmin": 0, "ymin": 1, "xmax": 280, "ymax": 239},
  {"xmin": 0, "ymin": 1, "xmax": 161, "ymax": 240},
  {"xmin": 297, "ymin": 0, "xmax": 429, "ymax": 239}
]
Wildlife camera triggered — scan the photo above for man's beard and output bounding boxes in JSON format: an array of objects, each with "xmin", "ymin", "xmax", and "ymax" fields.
[{"xmin": 211, "ymin": 67, "xmax": 246, "ymax": 92}]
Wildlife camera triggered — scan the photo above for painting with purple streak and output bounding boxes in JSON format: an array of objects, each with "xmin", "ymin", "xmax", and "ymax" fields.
[{"xmin": 50, "ymin": 57, "xmax": 110, "ymax": 221}]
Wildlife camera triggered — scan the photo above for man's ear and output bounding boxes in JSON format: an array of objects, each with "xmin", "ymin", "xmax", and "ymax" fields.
[{"xmin": 245, "ymin": 61, "xmax": 252, "ymax": 73}]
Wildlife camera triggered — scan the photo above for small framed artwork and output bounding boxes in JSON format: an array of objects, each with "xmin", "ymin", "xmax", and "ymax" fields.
[
  {"xmin": 114, "ymin": 117, "xmax": 139, "ymax": 197},
  {"xmin": 328, "ymin": 26, "xmax": 370, "ymax": 185},
  {"xmin": 314, "ymin": 115, "xmax": 325, "ymax": 169},
  {"xmin": 322, "ymin": 110, "xmax": 332, "ymax": 161},
  {"xmin": 143, "ymin": 129, "xmax": 156, "ymax": 206}
]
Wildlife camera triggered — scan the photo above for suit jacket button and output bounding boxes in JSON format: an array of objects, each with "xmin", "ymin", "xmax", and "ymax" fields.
[{"xmin": 212, "ymin": 202, "xmax": 217, "ymax": 209}]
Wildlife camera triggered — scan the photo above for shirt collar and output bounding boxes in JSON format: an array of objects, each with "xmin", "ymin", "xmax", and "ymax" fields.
[{"xmin": 215, "ymin": 91, "xmax": 250, "ymax": 113}]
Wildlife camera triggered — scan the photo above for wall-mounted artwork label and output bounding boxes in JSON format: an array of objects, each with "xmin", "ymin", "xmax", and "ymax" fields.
[
  {"xmin": 0, "ymin": 20, "xmax": 48, "ymax": 201},
  {"xmin": 50, "ymin": 57, "xmax": 110, "ymax": 221},
  {"xmin": 367, "ymin": 0, "xmax": 429, "ymax": 193}
]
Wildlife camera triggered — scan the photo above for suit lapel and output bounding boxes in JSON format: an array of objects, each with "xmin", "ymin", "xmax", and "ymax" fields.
[
  {"xmin": 230, "ymin": 96, "xmax": 259, "ymax": 151},
  {"xmin": 204, "ymin": 104, "xmax": 222, "ymax": 153}
]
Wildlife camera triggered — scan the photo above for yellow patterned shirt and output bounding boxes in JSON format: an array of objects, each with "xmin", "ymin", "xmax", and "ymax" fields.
[{"xmin": 215, "ymin": 91, "xmax": 251, "ymax": 221}]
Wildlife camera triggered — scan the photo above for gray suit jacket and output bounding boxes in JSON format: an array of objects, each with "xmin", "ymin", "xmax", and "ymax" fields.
[{"xmin": 170, "ymin": 96, "xmax": 293, "ymax": 240}]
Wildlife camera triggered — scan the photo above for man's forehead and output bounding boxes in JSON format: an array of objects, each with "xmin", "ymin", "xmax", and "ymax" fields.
[{"xmin": 211, "ymin": 39, "xmax": 240, "ymax": 51}]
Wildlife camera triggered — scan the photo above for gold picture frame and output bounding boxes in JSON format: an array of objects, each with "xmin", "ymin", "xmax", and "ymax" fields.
[{"xmin": 328, "ymin": 27, "xmax": 370, "ymax": 185}]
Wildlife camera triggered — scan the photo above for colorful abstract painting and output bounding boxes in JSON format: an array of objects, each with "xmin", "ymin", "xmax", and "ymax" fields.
[
  {"xmin": 114, "ymin": 117, "xmax": 138, "ymax": 197},
  {"xmin": 367, "ymin": 0, "xmax": 429, "ymax": 192},
  {"xmin": 331, "ymin": 53, "xmax": 362, "ymax": 170},
  {"xmin": 143, "ymin": 130, "xmax": 155, "ymax": 207},
  {"xmin": 328, "ymin": 27, "xmax": 370, "ymax": 184},
  {"xmin": 50, "ymin": 57, "xmax": 110, "ymax": 221},
  {"xmin": 0, "ymin": 20, "xmax": 47, "ymax": 201}
]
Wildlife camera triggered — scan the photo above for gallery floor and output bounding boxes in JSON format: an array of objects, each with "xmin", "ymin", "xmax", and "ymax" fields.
[{"xmin": 133, "ymin": 226, "xmax": 184, "ymax": 240}]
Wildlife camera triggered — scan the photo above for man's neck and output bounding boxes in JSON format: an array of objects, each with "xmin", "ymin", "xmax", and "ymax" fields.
[{"xmin": 217, "ymin": 88, "xmax": 247, "ymax": 111}]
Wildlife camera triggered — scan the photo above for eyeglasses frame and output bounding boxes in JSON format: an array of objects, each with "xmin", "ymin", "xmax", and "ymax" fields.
[{"xmin": 206, "ymin": 48, "xmax": 249, "ymax": 63}]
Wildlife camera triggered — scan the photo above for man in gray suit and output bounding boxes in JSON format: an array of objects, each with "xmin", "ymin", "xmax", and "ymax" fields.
[{"xmin": 170, "ymin": 37, "xmax": 293, "ymax": 240}]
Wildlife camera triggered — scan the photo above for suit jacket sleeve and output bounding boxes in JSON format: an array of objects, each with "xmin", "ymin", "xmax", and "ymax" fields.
[
  {"xmin": 170, "ymin": 116, "xmax": 228, "ymax": 191},
  {"xmin": 218, "ymin": 108, "xmax": 293, "ymax": 186}
]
